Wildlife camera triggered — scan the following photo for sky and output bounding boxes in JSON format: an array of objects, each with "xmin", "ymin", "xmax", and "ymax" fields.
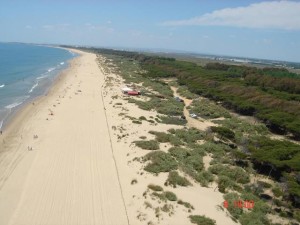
[{"xmin": 1, "ymin": 0, "xmax": 300, "ymax": 62}]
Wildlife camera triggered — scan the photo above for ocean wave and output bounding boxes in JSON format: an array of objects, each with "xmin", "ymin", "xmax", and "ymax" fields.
[
  {"xmin": 36, "ymin": 75, "xmax": 48, "ymax": 80},
  {"xmin": 48, "ymin": 67, "xmax": 56, "ymax": 72},
  {"xmin": 5, "ymin": 96, "xmax": 29, "ymax": 109},
  {"xmin": 0, "ymin": 84, "xmax": 4, "ymax": 88},
  {"xmin": 28, "ymin": 82, "xmax": 38, "ymax": 93},
  {"xmin": 60, "ymin": 62, "xmax": 65, "ymax": 65},
  {"xmin": 5, "ymin": 102, "xmax": 24, "ymax": 109}
]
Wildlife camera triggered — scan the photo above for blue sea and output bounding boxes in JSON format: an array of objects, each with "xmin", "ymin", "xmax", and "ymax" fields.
[{"xmin": 0, "ymin": 43, "xmax": 76, "ymax": 130}]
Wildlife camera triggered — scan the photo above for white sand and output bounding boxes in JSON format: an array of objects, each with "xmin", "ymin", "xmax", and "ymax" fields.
[{"xmin": 0, "ymin": 50, "xmax": 128, "ymax": 225}]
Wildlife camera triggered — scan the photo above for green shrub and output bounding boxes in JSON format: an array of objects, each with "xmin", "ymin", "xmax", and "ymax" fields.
[
  {"xmin": 217, "ymin": 175, "xmax": 236, "ymax": 193},
  {"xmin": 188, "ymin": 99, "xmax": 231, "ymax": 119},
  {"xmin": 134, "ymin": 140, "xmax": 159, "ymax": 150},
  {"xmin": 171, "ymin": 128, "xmax": 204, "ymax": 144},
  {"xmin": 169, "ymin": 147, "xmax": 191, "ymax": 161},
  {"xmin": 195, "ymin": 171, "xmax": 214, "ymax": 187},
  {"xmin": 209, "ymin": 164, "xmax": 250, "ymax": 184},
  {"xmin": 148, "ymin": 184, "xmax": 163, "ymax": 192},
  {"xmin": 139, "ymin": 116, "xmax": 147, "ymax": 120},
  {"xmin": 189, "ymin": 215, "xmax": 216, "ymax": 225},
  {"xmin": 158, "ymin": 115, "xmax": 187, "ymax": 125},
  {"xmin": 294, "ymin": 210, "xmax": 300, "ymax": 222},
  {"xmin": 239, "ymin": 211, "xmax": 270, "ymax": 225},
  {"xmin": 132, "ymin": 120, "xmax": 142, "ymax": 124},
  {"xmin": 272, "ymin": 186, "xmax": 283, "ymax": 197},
  {"xmin": 210, "ymin": 126, "xmax": 235, "ymax": 140},
  {"xmin": 149, "ymin": 131, "xmax": 171, "ymax": 143},
  {"xmin": 144, "ymin": 151, "xmax": 178, "ymax": 173},
  {"xmin": 165, "ymin": 191, "xmax": 177, "ymax": 201},
  {"xmin": 166, "ymin": 171, "xmax": 191, "ymax": 187},
  {"xmin": 169, "ymin": 136, "xmax": 183, "ymax": 146},
  {"xmin": 177, "ymin": 85, "xmax": 197, "ymax": 99},
  {"xmin": 169, "ymin": 147, "xmax": 204, "ymax": 173},
  {"xmin": 223, "ymin": 192, "xmax": 243, "ymax": 220},
  {"xmin": 149, "ymin": 131, "xmax": 184, "ymax": 146},
  {"xmin": 257, "ymin": 181, "xmax": 272, "ymax": 189},
  {"xmin": 152, "ymin": 192, "xmax": 167, "ymax": 201},
  {"xmin": 177, "ymin": 199, "xmax": 194, "ymax": 209}
]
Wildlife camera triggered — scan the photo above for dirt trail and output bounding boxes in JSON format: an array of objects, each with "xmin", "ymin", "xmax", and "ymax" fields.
[{"xmin": 170, "ymin": 86, "xmax": 215, "ymax": 131}]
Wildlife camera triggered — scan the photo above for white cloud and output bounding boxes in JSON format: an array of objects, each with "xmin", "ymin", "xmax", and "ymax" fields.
[
  {"xmin": 85, "ymin": 23, "xmax": 114, "ymax": 33},
  {"xmin": 42, "ymin": 25, "xmax": 54, "ymax": 29},
  {"xmin": 42, "ymin": 24, "xmax": 70, "ymax": 30},
  {"xmin": 161, "ymin": 1, "xmax": 300, "ymax": 30}
]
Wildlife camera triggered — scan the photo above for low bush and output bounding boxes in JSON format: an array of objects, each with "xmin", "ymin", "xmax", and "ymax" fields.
[
  {"xmin": 272, "ymin": 186, "xmax": 283, "ymax": 197},
  {"xmin": 165, "ymin": 191, "xmax": 177, "ymax": 201},
  {"xmin": 157, "ymin": 115, "xmax": 187, "ymax": 125},
  {"xmin": 177, "ymin": 85, "xmax": 197, "ymax": 99},
  {"xmin": 188, "ymin": 99, "xmax": 231, "ymax": 119},
  {"xmin": 209, "ymin": 164, "xmax": 250, "ymax": 184},
  {"xmin": 132, "ymin": 120, "xmax": 142, "ymax": 124},
  {"xmin": 166, "ymin": 171, "xmax": 191, "ymax": 187},
  {"xmin": 148, "ymin": 184, "xmax": 163, "ymax": 192},
  {"xmin": 210, "ymin": 126, "xmax": 235, "ymax": 140},
  {"xmin": 223, "ymin": 192, "xmax": 243, "ymax": 220},
  {"xmin": 169, "ymin": 128, "xmax": 205, "ymax": 144},
  {"xmin": 189, "ymin": 215, "xmax": 216, "ymax": 225},
  {"xmin": 134, "ymin": 140, "xmax": 159, "ymax": 150},
  {"xmin": 149, "ymin": 131, "xmax": 171, "ymax": 143},
  {"xmin": 144, "ymin": 151, "xmax": 178, "ymax": 173},
  {"xmin": 177, "ymin": 199, "xmax": 194, "ymax": 209},
  {"xmin": 195, "ymin": 171, "xmax": 214, "ymax": 187}
]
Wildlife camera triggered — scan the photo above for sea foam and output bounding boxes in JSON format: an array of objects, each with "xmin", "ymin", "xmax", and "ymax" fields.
[{"xmin": 28, "ymin": 82, "xmax": 38, "ymax": 93}]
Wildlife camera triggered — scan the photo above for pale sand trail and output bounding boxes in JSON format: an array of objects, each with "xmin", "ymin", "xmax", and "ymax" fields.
[{"xmin": 0, "ymin": 50, "xmax": 128, "ymax": 225}]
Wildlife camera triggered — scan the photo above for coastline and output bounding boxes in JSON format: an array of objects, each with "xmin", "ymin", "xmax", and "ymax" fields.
[
  {"xmin": 0, "ymin": 49, "xmax": 82, "ymax": 224},
  {"xmin": 0, "ymin": 49, "xmax": 128, "ymax": 225},
  {"xmin": 0, "ymin": 45, "xmax": 76, "ymax": 133}
]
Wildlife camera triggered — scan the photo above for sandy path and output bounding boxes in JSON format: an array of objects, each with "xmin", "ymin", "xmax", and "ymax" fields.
[
  {"xmin": 170, "ymin": 86, "xmax": 215, "ymax": 131},
  {"xmin": 0, "ymin": 50, "xmax": 128, "ymax": 225}
]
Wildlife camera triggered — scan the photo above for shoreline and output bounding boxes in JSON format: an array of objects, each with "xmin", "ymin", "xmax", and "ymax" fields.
[
  {"xmin": 0, "ymin": 49, "xmax": 128, "ymax": 225},
  {"xmin": 0, "ymin": 51, "xmax": 77, "ymax": 143},
  {"xmin": 0, "ymin": 46, "xmax": 76, "ymax": 133}
]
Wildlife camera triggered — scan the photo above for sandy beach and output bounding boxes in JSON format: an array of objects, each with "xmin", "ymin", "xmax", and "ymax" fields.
[
  {"xmin": 0, "ymin": 50, "xmax": 128, "ymax": 225},
  {"xmin": 0, "ymin": 49, "xmax": 236, "ymax": 225}
]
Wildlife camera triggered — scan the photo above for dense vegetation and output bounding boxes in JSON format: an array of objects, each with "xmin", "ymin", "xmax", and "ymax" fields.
[{"xmin": 81, "ymin": 47, "xmax": 300, "ymax": 140}]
